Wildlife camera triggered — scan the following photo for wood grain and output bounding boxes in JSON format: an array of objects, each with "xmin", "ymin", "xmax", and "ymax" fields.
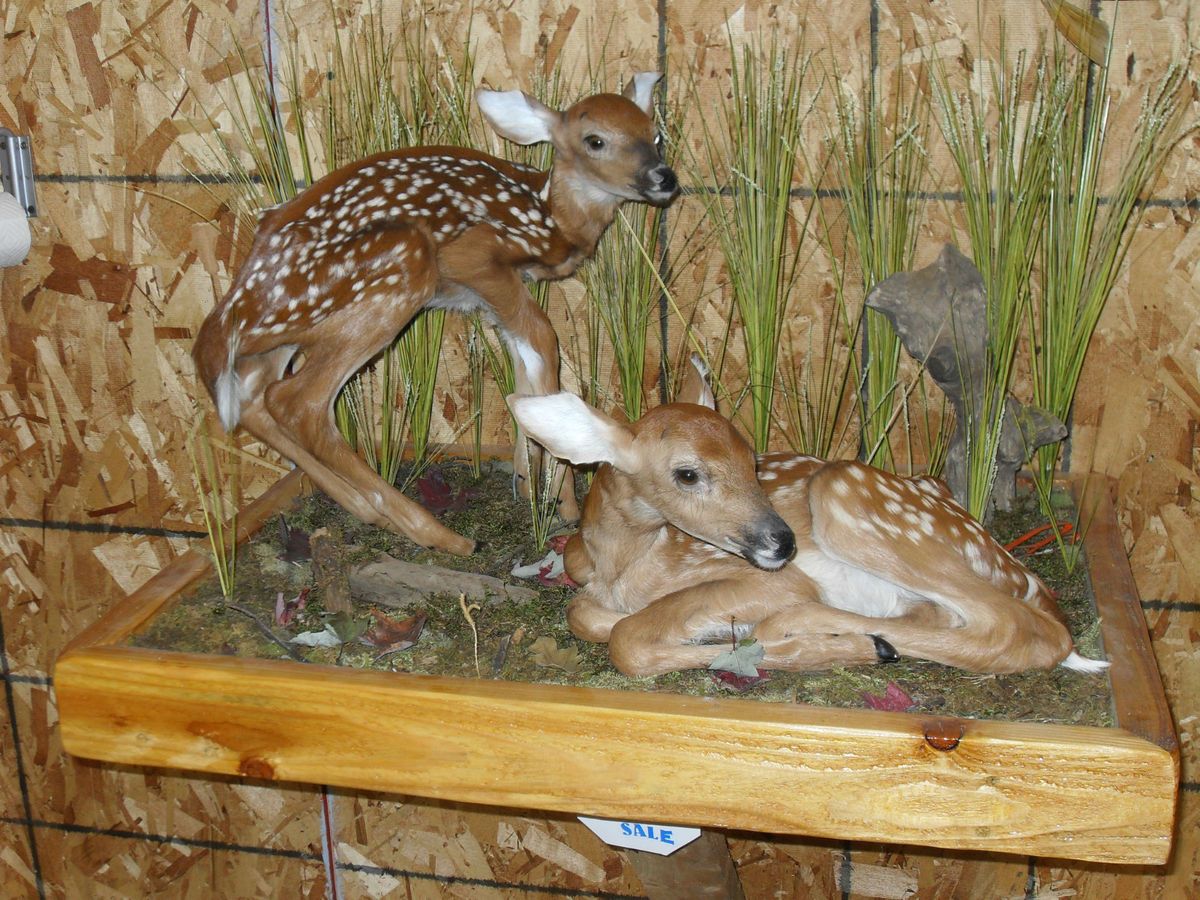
[
  {"xmin": 1075, "ymin": 477, "xmax": 1178, "ymax": 753},
  {"xmin": 55, "ymin": 643, "xmax": 1176, "ymax": 865}
]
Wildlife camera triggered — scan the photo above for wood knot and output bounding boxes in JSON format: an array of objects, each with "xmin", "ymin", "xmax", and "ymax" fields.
[
  {"xmin": 238, "ymin": 756, "xmax": 275, "ymax": 779},
  {"xmin": 923, "ymin": 719, "xmax": 965, "ymax": 752}
]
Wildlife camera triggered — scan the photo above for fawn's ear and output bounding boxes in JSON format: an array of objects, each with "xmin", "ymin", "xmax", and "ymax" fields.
[
  {"xmin": 507, "ymin": 393, "xmax": 638, "ymax": 471},
  {"xmin": 476, "ymin": 89, "xmax": 558, "ymax": 145},
  {"xmin": 676, "ymin": 353, "xmax": 717, "ymax": 410},
  {"xmin": 622, "ymin": 72, "xmax": 661, "ymax": 117}
]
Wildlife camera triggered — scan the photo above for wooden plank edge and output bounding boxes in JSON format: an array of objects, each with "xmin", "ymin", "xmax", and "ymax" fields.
[
  {"xmin": 60, "ymin": 469, "xmax": 308, "ymax": 653},
  {"xmin": 55, "ymin": 645, "xmax": 1178, "ymax": 866},
  {"xmin": 1072, "ymin": 475, "xmax": 1178, "ymax": 755},
  {"xmin": 62, "ymin": 445, "xmax": 501, "ymax": 653}
]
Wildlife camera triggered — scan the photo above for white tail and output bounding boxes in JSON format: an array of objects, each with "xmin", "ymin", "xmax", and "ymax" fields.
[
  {"xmin": 508, "ymin": 378, "xmax": 1109, "ymax": 677},
  {"xmin": 193, "ymin": 75, "xmax": 677, "ymax": 555}
]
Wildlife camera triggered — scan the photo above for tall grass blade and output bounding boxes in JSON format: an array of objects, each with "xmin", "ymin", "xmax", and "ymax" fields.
[
  {"xmin": 1032, "ymin": 47, "xmax": 1192, "ymax": 500},
  {"xmin": 932, "ymin": 43, "xmax": 1072, "ymax": 518},
  {"xmin": 187, "ymin": 420, "xmax": 239, "ymax": 599},
  {"xmin": 824, "ymin": 62, "xmax": 932, "ymax": 469},
  {"xmin": 690, "ymin": 32, "xmax": 819, "ymax": 451}
]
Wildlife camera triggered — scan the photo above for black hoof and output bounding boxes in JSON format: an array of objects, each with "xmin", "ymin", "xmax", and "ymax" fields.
[
  {"xmin": 471, "ymin": 540, "xmax": 484, "ymax": 555},
  {"xmin": 871, "ymin": 635, "xmax": 899, "ymax": 663}
]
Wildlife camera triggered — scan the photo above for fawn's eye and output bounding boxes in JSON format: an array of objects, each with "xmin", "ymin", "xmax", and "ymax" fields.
[
  {"xmin": 673, "ymin": 467, "xmax": 700, "ymax": 486},
  {"xmin": 654, "ymin": 133, "xmax": 664, "ymax": 150},
  {"xmin": 584, "ymin": 134, "xmax": 606, "ymax": 152}
]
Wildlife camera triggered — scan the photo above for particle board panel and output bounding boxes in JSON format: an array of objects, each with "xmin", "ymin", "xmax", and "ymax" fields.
[
  {"xmin": 0, "ymin": 0, "xmax": 262, "ymax": 176},
  {"xmin": 0, "ymin": 822, "xmax": 39, "ymax": 900},
  {"xmin": 0, "ymin": 680, "xmax": 26, "ymax": 822},
  {"xmin": 1, "ymin": 525, "xmax": 187, "ymax": 677},
  {"xmin": 725, "ymin": 835, "xmax": 846, "ymax": 899},
  {"xmin": 332, "ymin": 792, "xmax": 644, "ymax": 897},
  {"xmin": 285, "ymin": 0, "xmax": 661, "ymax": 97},
  {"xmin": 0, "ymin": 179, "xmax": 283, "ymax": 532},
  {"xmin": 34, "ymin": 828, "xmax": 328, "ymax": 900}
]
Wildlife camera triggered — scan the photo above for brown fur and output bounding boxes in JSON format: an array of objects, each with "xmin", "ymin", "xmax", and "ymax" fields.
[
  {"xmin": 193, "ymin": 79, "xmax": 676, "ymax": 554},
  {"xmin": 510, "ymin": 388, "xmax": 1101, "ymax": 678}
]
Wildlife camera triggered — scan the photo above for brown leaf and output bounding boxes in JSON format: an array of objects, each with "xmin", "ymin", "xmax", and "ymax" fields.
[
  {"xmin": 278, "ymin": 515, "xmax": 312, "ymax": 563},
  {"xmin": 528, "ymin": 636, "xmax": 582, "ymax": 673},
  {"xmin": 361, "ymin": 609, "xmax": 427, "ymax": 654}
]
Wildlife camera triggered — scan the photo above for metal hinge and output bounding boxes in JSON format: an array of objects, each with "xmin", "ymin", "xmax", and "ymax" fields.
[{"xmin": 0, "ymin": 128, "xmax": 37, "ymax": 217}]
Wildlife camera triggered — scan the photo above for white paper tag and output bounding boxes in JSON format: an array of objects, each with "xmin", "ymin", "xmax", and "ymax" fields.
[{"xmin": 577, "ymin": 816, "xmax": 701, "ymax": 857}]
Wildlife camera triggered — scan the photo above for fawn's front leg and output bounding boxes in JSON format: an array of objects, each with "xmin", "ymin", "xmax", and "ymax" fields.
[{"xmin": 448, "ymin": 255, "xmax": 581, "ymax": 521}]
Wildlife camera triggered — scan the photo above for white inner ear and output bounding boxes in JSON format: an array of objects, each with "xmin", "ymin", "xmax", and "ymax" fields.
[
  {"xmin": 675, "ymin": 352, "xmax": 716, "ymax": 410},
  {"xmin": 508, "ymin": 393, "xmax": 636, "ymax": 470},
  {"xmin": 475, "ymin": 90, "xmax": 555, "ymax": 145},
  {"xmin": 624, "ymin": 72, "xmax": 661, "ymax": 116},
  {"xmin": 689, "ymin": 354, "xmax": 716, "ymax": 410}
]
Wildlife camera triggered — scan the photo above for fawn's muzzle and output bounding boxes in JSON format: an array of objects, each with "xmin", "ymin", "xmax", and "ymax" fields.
[
  {"xmin": 739, "ymin": 514, "xmax": 796, "ymax": 570},
  {"xmin": 642, "ymin": 164, "xmax": 679, "ymax": 205}
]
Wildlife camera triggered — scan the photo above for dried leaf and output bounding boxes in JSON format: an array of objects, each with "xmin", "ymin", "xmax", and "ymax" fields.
[
  {"xmin": 361, "ymin": 609, "xmax": 427, "ymax": 653},
  {"xmin": 708, "ymin": 639, "xmax": 765, "ymax": 677},
  {"xmin": 290, "ymin": 625, "xmax": 343, "ymax": 648},
  {"xmin": 862, "ymin": 681, "xmax": 916, "ymax": 712},
  {"xmin": 277, "ymin": 515, "xmax": 312, "ymax": 563},
  {"xmin": 711, "ymin": 667, "xmax": 771, "ymax": 693},
  {"xmin": 274, "ymin": 587, "xmax": 310, "ymax": 626},
  {"xmin": 512, "ymin": 543, "xmax": 578, "ymax": 587},
  {"xmin": 416, "ymin": 467, "xmax": 477, "ymax": 514},
  {"xmin": 528, "ymin": 635, "xmax": 582, "ymax": 673},
  {"xmin": 326, "ymin": 610, "xmax": 368, "ymax": 643}
]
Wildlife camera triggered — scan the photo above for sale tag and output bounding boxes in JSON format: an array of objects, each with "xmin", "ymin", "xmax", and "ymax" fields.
[{"xmin": 577, "ymin": 816, "xmax": 702, "ymax": 857}]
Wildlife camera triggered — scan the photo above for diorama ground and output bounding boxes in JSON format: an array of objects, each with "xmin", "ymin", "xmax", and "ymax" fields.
[{"xmin": 131, "ymin": 460, "xmax": 1112, "ymax": 727}]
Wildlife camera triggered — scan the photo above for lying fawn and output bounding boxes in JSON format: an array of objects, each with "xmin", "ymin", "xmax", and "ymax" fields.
[
  {"xmin": 193, "ymin": 75, "xmax": 677, "ymax": 555},
  {"xmin": 507, "ymin": 365, "xmax": 1109, "ymax": 677}
]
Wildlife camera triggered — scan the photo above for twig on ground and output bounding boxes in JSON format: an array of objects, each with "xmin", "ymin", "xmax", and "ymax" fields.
[{"xmin": 226, "ymin": 601, "xmax": 308, "ymax": 662}]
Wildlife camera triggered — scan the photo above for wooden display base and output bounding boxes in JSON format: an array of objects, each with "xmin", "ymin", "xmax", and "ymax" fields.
[{"xmin": 55, "ymin": 470, "xmax": 1178, "ymax": 866}]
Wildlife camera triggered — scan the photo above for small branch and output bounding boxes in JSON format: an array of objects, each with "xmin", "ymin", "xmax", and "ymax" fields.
[
  {"xmin": 491, "ymin": 633, "xmax": 513, "ymax": 678},
  {"xmin": 459, "ymin": 593, "xmax": 482, "ymax": 678},
  {"xmin": 226, "ymin": 602, "xmax": 307, "ymax": 663}
]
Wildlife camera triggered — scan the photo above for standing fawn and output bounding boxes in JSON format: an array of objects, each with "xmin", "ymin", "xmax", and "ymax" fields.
[
  {"xmin": 193, "ymin": 74, "xmax": 677, "ymax": 555},
  {"xmin": 507, "ymin": 363, "xmax": 1109, "ymax": 677}
]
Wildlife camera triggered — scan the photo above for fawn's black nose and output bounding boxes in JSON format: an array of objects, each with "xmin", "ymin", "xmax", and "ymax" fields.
[
  {"xmin": 652, "ymin": 165, "xmax": 678, "ymax": 194},
  {"xmin": 769, "ymin": 525, "xmax": 796, "ymax": 561},
  {"xmin": 642, "ymin": 164, "xmax": 678, "ymax": 205},
  {"xmin": 742, "ymin": 515, "xmax": 795, "ymax": 570}
]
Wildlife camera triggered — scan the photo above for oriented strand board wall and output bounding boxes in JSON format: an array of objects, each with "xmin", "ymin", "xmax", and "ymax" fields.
[{"xmin": 1, "ymin": 0, "xmax": 1198, "ymax": 896}]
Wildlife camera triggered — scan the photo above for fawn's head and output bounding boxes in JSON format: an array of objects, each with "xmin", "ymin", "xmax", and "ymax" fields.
[
  {"xmin": 476, "ymin": 73, "xmax": 678, "ymax": 208},
  {"xmin": 508, "ymin": 388, "xmax": 795, "ymax": 570}
]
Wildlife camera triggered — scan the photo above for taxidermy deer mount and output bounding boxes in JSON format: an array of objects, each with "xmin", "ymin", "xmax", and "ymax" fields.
[
  {"xmin": 507, "ymin": 358, "xmax": 1107, "ymax": 678},
  {"xmin": 193, "ymin": 74, "xmax": 678, "ymax": 555}
]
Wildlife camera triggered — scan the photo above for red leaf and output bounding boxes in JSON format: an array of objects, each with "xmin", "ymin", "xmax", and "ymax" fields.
[
  {"xmin": 535, "ymin": 562, "xmax": 578, "ymax": 588},
  {"xmin": 711, "ymin": 667, "xmax": 771, "ymax": 693},
  {"xmin": 274, "ymin": 588, "xmax": 310, "ymax": 626},
  {"xmin": 416, "ymin": 468, "xmax": 476, "ymax": 514},
  {"xmin": 861, "ymin": 681, "xmax": 915, "ymax": 712},
  {"xmin": 361, "ymin": 609, "xmax": 427, "ymax": 654}
]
